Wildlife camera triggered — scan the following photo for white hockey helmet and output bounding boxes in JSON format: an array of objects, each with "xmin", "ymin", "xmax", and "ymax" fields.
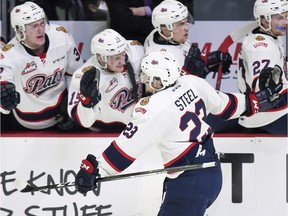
[
  {"xmin": 10, "ymin": 1, "xmax": 48, "ymax": 41},
  {"xmin": 91, "ymin": 28, "xmax": 128, "ymax": 65},
  {"xmin": 152, "ymin": 0, "xmax": 189, "ymax": 38},
  {"xmin": 141, "ymin": 51, "xmax": 181, "ymax": 91},
  {"xmin": 254, "ymin": 0, "xmax": 288, "ymax": 31}
]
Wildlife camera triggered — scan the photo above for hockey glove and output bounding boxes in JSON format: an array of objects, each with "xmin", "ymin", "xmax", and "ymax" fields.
[
  {"xmin": 0, "ymin": 81, "xmax": 20, "ymax": 111},
  {"xmin": 245, "ymin": 83, "xmax": 283, "ymax": 116},
  {"xmin": 259, "ymin": 65, "xmax": 283, "ymax": 91},
  {"xmin": 79, "ymin": 66, "xmax": 101, "ymax": 108},
  {"xmin": 75, "ymin": 154, "xmax": 99, "ymax": 194},
  {"xmin": 55, "ymin": 92, "xmax": 81, "ymax": 131},
  {"xmin": 207, "ymin": 51, "xmax": 232, "ymax": 74},
  {"xmin": 183, "ymin": 44, "xmax": 210, "ymax": 78}
]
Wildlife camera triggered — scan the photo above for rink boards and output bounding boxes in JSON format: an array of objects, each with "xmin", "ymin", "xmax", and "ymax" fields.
[{"xmin": 1, "ymin": 132, "xmax": 287, "ymax": 216}]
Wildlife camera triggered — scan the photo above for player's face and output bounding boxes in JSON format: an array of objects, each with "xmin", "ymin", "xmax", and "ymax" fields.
[
  {"xmin": 107, "ymin": 52, "xmax": 126, "ymax": 73},
  {"xmin": 172, "ymin": 18, "xmax": 189, "ymax": 44},
  {"xmin": 24, "ymin": 19, "xmax": 46, "ymax": 49},
  {"xmin": 270, "ymin": 12, "xmax": 288, "ymax": 36}
]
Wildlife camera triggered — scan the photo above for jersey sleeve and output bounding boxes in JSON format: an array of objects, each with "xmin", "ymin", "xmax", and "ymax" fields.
[
  {"xmin": 97, "ymin": 108, "xmax": 161, "ymax": 176},
  {"xmin": 59, "ymin": 25, "xmax": 83, "ymax": 76},
  {"xmin": 67, "ymin": 61, "xmax": 101, "ymax": 128},
  {"xmin": 195, "ymin": 76, "xmax": 247, "ymax": 120}
]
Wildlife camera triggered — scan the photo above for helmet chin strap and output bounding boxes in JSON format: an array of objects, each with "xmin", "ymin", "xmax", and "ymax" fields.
[
  {"xmin": 20, "ymin": 41, "xmax": 36, "ymax": 50},
  {"xmin": 159, "ymin": 31, "xmax": 180, "ymax": 45}
]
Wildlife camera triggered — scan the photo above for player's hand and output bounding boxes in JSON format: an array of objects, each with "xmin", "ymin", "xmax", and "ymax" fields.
[
  {"xmin": 183, "ymin": 44, "xmax": 210, "ymax": 78},
  {"xmin": 0, "ymin": 81, "xmax": 20, "ymax": 111},
  {"xmin": 207, "ymin": 51, "xmax": 232, "ymax": 74},
  {"xmin": 75, "ymin": 154, "xmax": 100, "ymax": 194},
  {"xmin": 259, "ymin": 65, "xmax": 283, "ymax": 92},
  {"xmin": 79, "ymin": 66, "xmax": 101, "ymax": 108},
  {"xmin": 55, "ymin": 92, "xmax": 81, "ymax": 131},
  {"xmin": 245, "ymin": 83, "xmax": 283, "ymax": 116}
]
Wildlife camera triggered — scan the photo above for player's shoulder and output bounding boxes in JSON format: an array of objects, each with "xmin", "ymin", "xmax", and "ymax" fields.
[
  {"xmin": 0, "ymin": 38, "xmax": 23, "ymax": 60},
  {"xmin": 126, "ymin": 40, "xmax": 144, "ymax": 59},
  {"xmin": 72, "ymin": 57, "xmax": 95, "ymax": 77},
  {"xmin": 144, "ymin": 29, "xmax": 158, "ymax": 48},
  {"xmin": 243, "ymin": 31, "xmax": 278, "ymax": 51},
  {"xmin": 47, "ymin": 23, "xmax": 71, "ymax": 37},
  {"xmin": 133, "ymin": 96, "xmax": 158, "ymax": 119}
]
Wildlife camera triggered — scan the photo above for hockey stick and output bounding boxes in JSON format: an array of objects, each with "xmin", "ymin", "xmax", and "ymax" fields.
[
  {"xmin": 215, "ymin": 21, "xmax": 258, "ymax": 90},
  {"xmin": 18, "ymin": 161, "xmax": 216, "ymax": 193}
]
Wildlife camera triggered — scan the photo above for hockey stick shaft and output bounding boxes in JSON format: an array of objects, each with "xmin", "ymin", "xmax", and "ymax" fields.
[
  {"xmin": 216, "ymin": 21, "xmax": 258, "ymax": 90},
  {"xmin": 20, "ymin": 161, "xmax": 216, "ymax": 193}
]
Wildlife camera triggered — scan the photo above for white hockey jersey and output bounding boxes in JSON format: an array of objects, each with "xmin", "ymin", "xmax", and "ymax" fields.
[
  {"xmin": 237, "ymin": 27, "xmax": 287, "ymax": 128},
  {"xmin": 144, "ymin": 29, "xmax": 190, "ymax": 66},
  {"xmin": 68, "ymin": 41, "xmax": 144, "ymax": 130},
  {"xmin": 0, "ymin": 24, "xmax": 82, "ymax": 129},
  {"xmin": 97, "ymin": 75, "xmax": 247, "ymax": 178}
]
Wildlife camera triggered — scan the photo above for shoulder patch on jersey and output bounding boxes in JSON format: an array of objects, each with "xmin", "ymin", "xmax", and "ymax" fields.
[
  {"xmin": 135, "ymin": 107, "xmax": 147, "ymax": 114},
  {"xmin": 253, "ymin": 42, "xmax": 268, "ymax": 48},
  {"xmin": 140, "ymin": 97, "xmax": 150, "ymax": 106},
  {"xmin": 255, "ymin": 36, "xmax": 265, "ymax": 41},
  {"xmin": 56, "ymin": 26, "xmax": 68, "ymax": 33},
  {"xmin": 2, "ymin": 44, "xmax": 14, "ymax": 52},
  {"xmin": 82, "ymin": 65, "xmax": 94, "ymax": 73},
  {"xmin": 130, "ymin": 40, "xmax": 142, "ymax": 46}
]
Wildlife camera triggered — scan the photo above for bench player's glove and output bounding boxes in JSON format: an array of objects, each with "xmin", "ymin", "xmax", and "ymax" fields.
[
  {"xmin": 259, "ymin": 64, "xmax": 283, "ymax": 89},
  {"xmin": 183, "ymin": 44, "xmax": 210, "ymax": 78},
  {"xmin": 207, "ymin": 51, "xmax": 232, "ymax": 74},
  {"xmin": 0, "ymin": 81, "xmax": 20, "ymax": 111},
  {"xmin": 75, "ymin": 154, "xmax": 99, "ymax": 194},
  {"xmin": 79, "ymin": 66, "xmax": 101, "ymax": 108},
  {"xmin": 245, "ymin": 82, "xmax": 283, "ymax": 116},
  {"xmin": 55, "ymin": 92, "xmax": 81, "ymax": 131}
]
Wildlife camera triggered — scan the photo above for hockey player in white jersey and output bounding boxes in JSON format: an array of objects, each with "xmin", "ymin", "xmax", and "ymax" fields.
[
  {"xmin": 74, "ymin": 51, "xmax": 282, "ymax": 215},
  {"xmin": 68, "ymin": 29, "xmax": 144, "ymax": 131},
  {"xmin": 237, "ymin": 0, "xmax": 287, "ymax": 134},
  {"xmin": 0, "ymin": 1, "xmax": 83, "ymax": 131},
  {"xmin": 144, "ymin": 0, "xmax": 232, "ymax": 78}
]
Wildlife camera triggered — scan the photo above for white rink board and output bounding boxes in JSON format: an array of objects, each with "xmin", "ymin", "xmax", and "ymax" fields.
[{"xmin": 0, "ymin": 135, "xmax": 287, "ymax": 216}]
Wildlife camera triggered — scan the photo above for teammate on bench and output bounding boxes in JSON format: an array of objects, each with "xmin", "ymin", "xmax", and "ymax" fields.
[
  {"xmin": 67, "ymin": 29, "xmax": 144, "ymax": 131},
  {"xmin": 0, "ymin": 1, "xmax": 83, "ymax": 131},
  {"xmin": 144, "ymin": 0, "xmax": 232, "ymax": 79},
  {"xmin": 236, "ymin": 0, "xmax": 287, "ymax": 134}
]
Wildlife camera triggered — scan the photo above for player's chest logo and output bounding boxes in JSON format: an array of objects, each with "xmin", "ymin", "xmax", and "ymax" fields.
[
  {"xmin": 109, "ymin": 83, "xmax": 142, "ymax": 112},
  {"xmin": 22, "ymin": 61, "xmax": 37, "ymax": 75},
  {"xmin": 105, "ymin": 77, "xmax": 118, "ymax": 93},
  {"xmin": 24, "ymin": 68, "xmax": 64, "ymax": 97}
]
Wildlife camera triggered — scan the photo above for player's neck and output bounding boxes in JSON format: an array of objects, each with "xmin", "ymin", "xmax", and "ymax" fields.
[{"xmin": 31, "ymin": 45, "xmax": 45, "ymax": 55}]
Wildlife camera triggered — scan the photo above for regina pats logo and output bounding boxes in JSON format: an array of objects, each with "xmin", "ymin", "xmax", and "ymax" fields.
[{"xmin": 22, "ymin": 61, "xmax": 37, "ymax": 75}]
